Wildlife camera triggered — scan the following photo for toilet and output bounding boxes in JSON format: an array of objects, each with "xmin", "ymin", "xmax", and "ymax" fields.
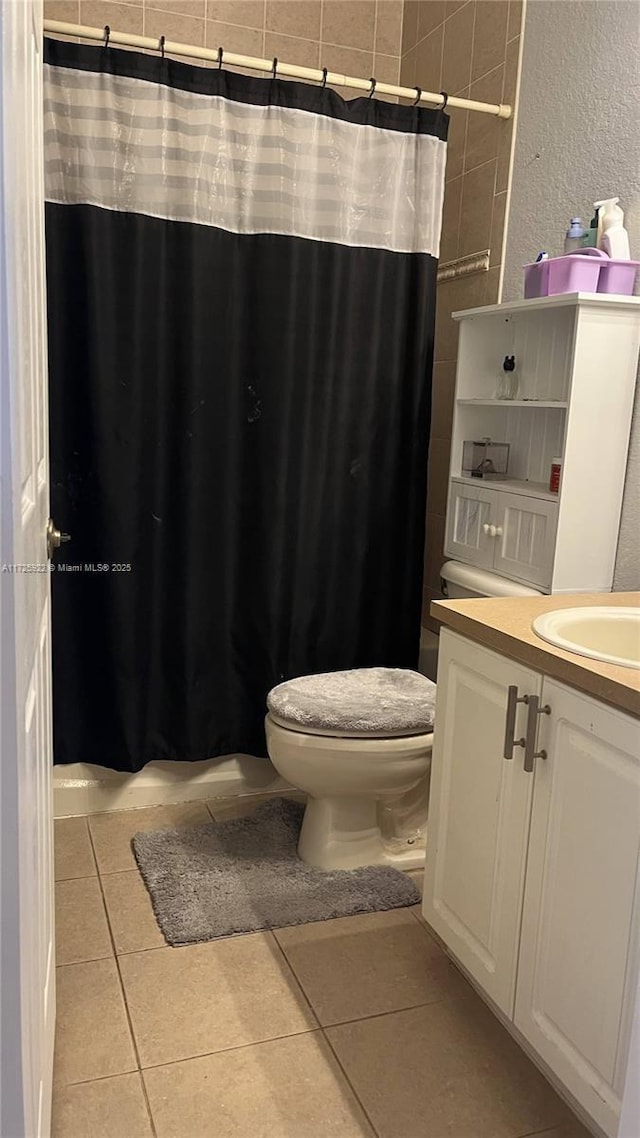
[
  {"xmin": 265, "ymin": 668, "xmax": 436, "ymax": 871},
  {"xmin": 266, "ymin": 565, "xmax": 542, "ymax": 873}
]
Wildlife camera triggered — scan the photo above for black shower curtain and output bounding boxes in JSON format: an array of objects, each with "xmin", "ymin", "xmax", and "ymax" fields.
[{"xmin": 44, "ymin": 39, "xmax": 447, "ymax": 772}]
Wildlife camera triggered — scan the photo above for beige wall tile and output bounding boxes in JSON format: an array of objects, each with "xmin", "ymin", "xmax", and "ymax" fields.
[
  {"xmin": 423, "ymin": 584, "xmax": 445, "ymax": 629},
  {"xmin": 441, "ymin": 0, "xmax": 474, "ymax": 93},
  {"xmin": 444, "ymin": 95, "xmax": 467, "ymax": 180},
  {"xmin": 275, "ymin": 909, "xmax": 468, "ymax": 1025},
  {"xmin": 119, "ymin": 933, "xmax": 316, "ymax": 1066},
  {"xmin": 80, "ymin": 0, "xmax": 144, "ymax": 33},
  {"xmin": 417, "ymin": 0, "xmax": 445, "ymax": 42},
  {"xmin": 101, "ymin": 869, "xmax": 167, "ymax": 953},
  {"xmin": 145, "ymin": 7, "xmax": 205, "ymax": 46},
  {"xmin": 415, "ymin": 24, "xmax": 442, "ymax": 92},
  {"xmin": 263, "ymin": 31, "xmax": 319, "ymax": 69},
  {"xmin": 55, "ymin": 958, "xmax": 137, "ymax": 1085},
  {"xmin": 372, "ymin": 52, "xmax": 399, "ymax": 85},
  {"xmin": 439, "ymin": 175, "xmax": 461, "ymax": 262},
  {"xmin": 327, "ymin": 994, "xmax": 573, "ymax": 1138},
  {"xmin": 502, "ymin": 32, "xmax": 519, "ymax": 105},
  {"xmin": 206, "ymin": 0, "xmax": 264, "ymax": 28},
  {"xmin": 490, "ymin": 190, "xmax": 507, "ymax": 267},
  {"xmin": 205, "ymin": 17, "xmax": 263, "ymax": 53},
  {"xmin": 471, "ymin": 0, "xmax": 508, "ymax": 82},
  {"xmin": 399, "ymin": 42, "xmax": 417, "ymax": 87},
  {"xmin": 424, "ymin": 512, "xmax": 447, "ymax": 592},
  {"xmin": 322, "ymin": 0, "xmax": 376, "ymax": 51},
  {"xmin": 445, "ymin": 0, "xmax": 467, "ymax": 15},
  {"xmin": 507, "ymin": 0, "xmax": 522, "ymax": 41},
  {"xmin": 56, "ymin": 877, "xmax": 113, "ymax": 965},
  {"xmin": 321, "ymin": 42, "xmax": 374, "ymax": 83},
  {"xmin": 54, "ymin": 817, "xmax": 97, "ymax": 881},
  {"xmin": 44, "ymin": 0, "xmax": 81, "ymax": 20},
  {"xmin": 430, "ymin": 359, "xmax": 456, "ymax": 439},
  {"xmin": 52, "ymin": 1073, "xmax": 154, "ymax": 1138},
  {"xmin": 143, "ymin": 1034, "xmax": 374, "ymax": 1138},
  {"xmin": 485, "ymin": 263, "xmax": 501, "ymax": 303},
  {"xmin": 458, "ymin": 157, "xmax": 496, "ymax": 257},
  {"xmin": 88, "ymin": 800, "xmax": 211, "ymax": 874},
  {"xmin": 401, "ymin": 0, "xmax": 419, "ymax": 53},
  {"xmin": 375, "ymin": 0, "xmax": 403, "ymax": 55},
  {"xmin": 265, "ymin": 1, "xmax": 321, "ymax": 40},
  {"xmin": 426, "ymin": 436, "xmax": 451, "ymax": 516},
  {"xmin": 145, "ymin": 0, "xmax": 205, "ymax": 18},
  {"xmin": 434, "ymin": 270, "xmax": 486, "ymax": 362},
  {"xmin": 464, "ymin": 62, "xmax": 503, "ymax": 171}
]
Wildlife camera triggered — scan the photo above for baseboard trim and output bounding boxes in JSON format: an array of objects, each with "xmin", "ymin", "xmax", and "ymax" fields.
[{"xmin": 53, "ymin": 753, "xmax": 290, "ymax": 817}]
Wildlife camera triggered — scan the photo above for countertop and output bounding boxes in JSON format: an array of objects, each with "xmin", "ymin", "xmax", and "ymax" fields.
[{"xmin": 431, "ymin": 592, "xmax": 640, "ymax": 719}]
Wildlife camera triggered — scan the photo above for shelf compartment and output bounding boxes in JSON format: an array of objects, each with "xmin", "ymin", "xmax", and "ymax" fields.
[
  {"xmin": 451, "ymin": 476, "xmax": 560, "ymax": 503},
  {"xmin": 457, "ymin": 399, "xmax": 568, "ymax": 408}
]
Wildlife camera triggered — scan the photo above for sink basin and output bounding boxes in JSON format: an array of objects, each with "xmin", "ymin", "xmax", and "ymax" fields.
[{"xmin": 532, "ymin": 607, "xmax": 640, "ymax": 669}]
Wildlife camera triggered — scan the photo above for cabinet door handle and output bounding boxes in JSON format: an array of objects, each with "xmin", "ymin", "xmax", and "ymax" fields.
[
  {"xmin": 522, "ymin": 695, "xmax": 551, "ymax": 772},
  {"xmin": 494, "ymin": 525, "xmax": 503, "ymax": 537},
  {"xmin": 504, "ymin": 685, "xmax": 527, "ymax": 760},
  {"xmin": 483, "ymin": 522, "xmax": 491, "ymax": 535}
]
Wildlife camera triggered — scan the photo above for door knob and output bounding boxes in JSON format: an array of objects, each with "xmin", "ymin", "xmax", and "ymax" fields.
[{"xmin": 46, "ymin": 518, "xmax": 71, "ymax": 560}]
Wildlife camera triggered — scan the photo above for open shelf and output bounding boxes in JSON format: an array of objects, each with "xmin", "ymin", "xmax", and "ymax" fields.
[
  {"xmin": 452, "ymin": 475, "xmax": 560, "ymax": 502},
  {"xmin": 456, "ymin": 399, "xmax": 568, "ymax": 408}
]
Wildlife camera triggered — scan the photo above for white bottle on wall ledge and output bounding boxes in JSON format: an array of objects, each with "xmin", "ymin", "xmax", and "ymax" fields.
[{"xmin": 594, "ymin": 197, "xmax": 631, "ymax": 260}]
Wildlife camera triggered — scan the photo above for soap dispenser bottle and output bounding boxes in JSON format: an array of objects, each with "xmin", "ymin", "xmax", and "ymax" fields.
[
  {"xmin": 594, "ymin": 197, "xmax": 631, "ymax": 259},
  {"xmin": 495, "ymin": 355, "xmax": 518, "ymax": 400}
]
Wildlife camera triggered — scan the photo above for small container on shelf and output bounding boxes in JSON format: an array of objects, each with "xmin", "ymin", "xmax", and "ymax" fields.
[
  {"xmin": 548, "ymin": 456, "xmax": 562, "ymax": 494},
  {"xmin": 462, "ymin": 437, "xmax": 510, "ymax": 481}
]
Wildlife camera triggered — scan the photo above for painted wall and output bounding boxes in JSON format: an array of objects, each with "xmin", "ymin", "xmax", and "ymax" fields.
[
  {"xmin": 503, "ymin": 0, "xmax": 640, "ymax": 589},
  {"xmin": 44, "ymin": 0, "xmax": 404, "ymax": 97}
]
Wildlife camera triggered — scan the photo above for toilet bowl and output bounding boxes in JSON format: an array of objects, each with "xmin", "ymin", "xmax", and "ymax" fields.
[{"xmin": 265, "ymin": 668, "xmax": 436, "ymax": 871}]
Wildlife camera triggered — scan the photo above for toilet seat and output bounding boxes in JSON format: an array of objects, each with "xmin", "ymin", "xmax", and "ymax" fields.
[{"xmin": 267, "ymin": 667, "xmax": 436, "ymax": 739}]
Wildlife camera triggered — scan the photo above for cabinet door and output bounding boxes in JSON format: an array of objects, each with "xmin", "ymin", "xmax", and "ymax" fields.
[
  {"xmin": 444, "ymin": 481, "xmax": 496, "ymax": 570},
  {"xmin": 492, "ymin": 492, "xmax": 558, "ymax": 589},
  {"xmin": 515, "ymin": 680, "xmax": 640, "ymax": 1138},
  {"xmin": 423, "ymin": 630, "xmax": 541, "ymax": 1017}
]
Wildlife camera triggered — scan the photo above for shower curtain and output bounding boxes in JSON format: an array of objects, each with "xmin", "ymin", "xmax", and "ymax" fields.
[{"xmin": 44, "ymin": 38, "xmax": 447, "ymax": 772}]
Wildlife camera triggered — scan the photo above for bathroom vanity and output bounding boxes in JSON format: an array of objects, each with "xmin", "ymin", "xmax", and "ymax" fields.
[{"xmin": 423, "ymin": 593, "xmax": 640, "ymax": 1138}]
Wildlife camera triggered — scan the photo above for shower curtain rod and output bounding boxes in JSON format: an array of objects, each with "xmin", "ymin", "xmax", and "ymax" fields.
[{"xmin": 44, "ymin": 19, "xmax": 512, "ymax": 119}]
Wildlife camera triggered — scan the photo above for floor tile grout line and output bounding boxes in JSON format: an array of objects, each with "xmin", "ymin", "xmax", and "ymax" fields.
[
  {"xmin": 319, "ymin": 1027, "xmax": 381, "ymax": 1138},
  {"xmin": 85, "ymin": 820, "xmax": 159, "ymax": 1138}
]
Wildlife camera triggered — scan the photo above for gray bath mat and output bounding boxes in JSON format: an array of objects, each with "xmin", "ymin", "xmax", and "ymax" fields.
[{"xmin": 132, "ymin": 797, "xmax": 421, "ymax": 946}]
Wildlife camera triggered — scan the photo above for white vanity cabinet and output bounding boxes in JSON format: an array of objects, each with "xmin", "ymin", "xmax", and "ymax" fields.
[
  {"xmin": 424, "ymin": 629, "xmax": 640, "ymax": 1137},
  {"xmin": 445, "ymin": 294, "xmax": 640, "ymax": 594}
]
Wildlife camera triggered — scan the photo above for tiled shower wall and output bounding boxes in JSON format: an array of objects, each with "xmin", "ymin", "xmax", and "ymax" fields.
[
  {"xmin": 400, "ymin": 0, "xmax": 523, "ymax": 624},
  {"xmin": 44, "ymin": 0, "xmax": 523, "ymax": 628},
  {"xmin": 43, "ymin": 0, "xmax": 404, "ymax": 97}
]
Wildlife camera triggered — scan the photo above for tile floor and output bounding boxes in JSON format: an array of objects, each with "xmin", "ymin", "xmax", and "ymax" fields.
[{"xmin": 53, "ymin": 795, "xmax": 594, "ymax": 1138}]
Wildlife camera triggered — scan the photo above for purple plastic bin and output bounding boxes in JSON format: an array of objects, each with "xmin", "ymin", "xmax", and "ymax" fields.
[
  {"xmin": 523, "ymin": 255, "xmax": 603, "ymax": 298},
  {"xmin": 597, "ymin": 260, "xmax": 640, "ymax": 295}
]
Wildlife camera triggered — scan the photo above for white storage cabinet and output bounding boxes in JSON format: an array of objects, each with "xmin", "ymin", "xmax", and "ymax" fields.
[
  {"xmin": 444, "ymin": 294, "xmax": 640, "ymax": 593},
  {"xmin": 424, "ymin": 628, "xmax": 640, "ymax": 1137}
]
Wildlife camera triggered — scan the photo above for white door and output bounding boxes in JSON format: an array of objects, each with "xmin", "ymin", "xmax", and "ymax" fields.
[
  {"xmin": 0, "ymin": 2, "xmax": 56, "ymax": 1136},
  {"xmin": 492, "ymin": 491, "xmax": 557, "ymax": 590},
  {"xmin": 515, "ymin": 680, "xmax": 640, "ymax": 1138},
  {"xmin": 444, "ymin": 479, "xmax": 496, "ymax": 570},
  {"xmin": 423, "ymin": 630, "xmax": 541, "ymax": 1017}
]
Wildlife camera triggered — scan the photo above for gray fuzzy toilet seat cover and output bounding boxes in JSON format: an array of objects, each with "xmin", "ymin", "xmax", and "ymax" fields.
[{"xmin": 267, "ymin": 668, "xmax": 437, "ymax": 738}]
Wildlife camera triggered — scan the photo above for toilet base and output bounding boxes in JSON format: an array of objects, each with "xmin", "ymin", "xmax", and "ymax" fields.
[{"xmin": 297, "ymin": 794, "xmax": 426, "ymax": 871}]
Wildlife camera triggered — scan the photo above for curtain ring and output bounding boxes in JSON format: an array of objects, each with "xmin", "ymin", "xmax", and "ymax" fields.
[
  {"xmin": 439, "ymin": 90, "xmax": 449, "ymax": 111},
  {"xmin": 103, "ymin": 24, "xmax": 110, "ymax": 48},
  {"xmin": 413, "ymin": 86, "xmax": 422, "ymax": 106},
  {"xmin": 368, "ymin": 76, "xmax": 376, "ymax": 98},
  {"xmin": 271, "ymin": 56, "xmax": 278, "ymax": 79},
  {"xmin": 321, "ymin": 66, "xmax": 328, "ymax": 88},
  {"xmin": 159, "ymin": 34, "xmax": 165, "ymax": 59},
  {"xmin": 217, "ymin": 46, "xmax": 223, "ymax": 69}
]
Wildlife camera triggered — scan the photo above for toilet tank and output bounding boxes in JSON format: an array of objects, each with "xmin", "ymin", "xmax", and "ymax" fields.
[{"xmin": 440, "ymin": 561, "xmax": 544, "ymax": 600}]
